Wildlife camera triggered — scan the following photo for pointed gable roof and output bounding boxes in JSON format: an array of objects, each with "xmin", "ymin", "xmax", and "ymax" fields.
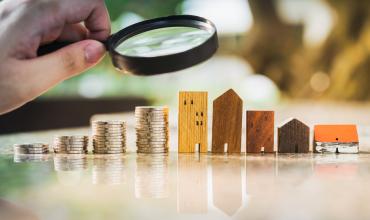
[
  {"xmin": 214, "ymin": 89, "xmax": 242, "ymax": 103},
  {"xmin": 278, "ymin": 118, "xmax": 309, "ymax": 129}
]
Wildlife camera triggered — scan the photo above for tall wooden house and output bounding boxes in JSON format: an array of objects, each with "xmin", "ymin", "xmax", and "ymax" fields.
[
  {"xmin": 178, "ymin": 91, "xmax": 208, "ymax": 153},
  {"xmin": 314, "ymin": 124, "xmax": 359, "ymax": 153},
  {"xmin": 246, "ymin": 111, "xmax": 274, "ymax": 153},
  {"xmin": 278, "ymin": 118, "xmax": 310, "ymax": 153},
  {"xmin": 212, "ymin": 89, "xmax": 243, "ymax": 153}
]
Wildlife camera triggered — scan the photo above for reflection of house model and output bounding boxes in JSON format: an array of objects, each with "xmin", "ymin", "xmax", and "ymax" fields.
[
  {"xmin": 178, "ymin": 91, "xmax": 208, "ymax": 153},
  {"xmin": 278, "ymin": 118, "xmax": 310, "ymax": 153},
  {"xmin": 246, "ymin": 111, "xmax": 274, "ymax": 153},
  {"xmin": 314, "ymin": 125, "xmax": 359, "ymax": 153},
  {"xmin": 212, "ymin": 89, "xmax": 243, "ymax": 153}
]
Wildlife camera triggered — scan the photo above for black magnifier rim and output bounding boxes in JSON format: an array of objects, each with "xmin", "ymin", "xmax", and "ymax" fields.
[{"xmin": 107, "ymin": 15, "xmax": 218, "ymax": 76}]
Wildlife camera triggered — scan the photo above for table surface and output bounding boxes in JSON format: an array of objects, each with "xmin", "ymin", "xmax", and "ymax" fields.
[{"xmin": 1, "ymin": 103, "xmax": 370, "ymax": 220}]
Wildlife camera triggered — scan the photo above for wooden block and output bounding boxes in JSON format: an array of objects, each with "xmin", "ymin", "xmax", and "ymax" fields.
[
  {"xmin": 246, "ymin": 111, "xmax": 274, "ymax": 153},
  {"xmin": 277, "ymin": 118, "xmax": 309, "ymax": 153},
  {"xmin": 313, "ymin": 124, "xmax": 359, "ymax": 153},
  {"xmin": 177, "ymin": 155, "xmax": 208, "ymax": 213},
  {"xmin": 212, "ymin": 89, "xmax": 243, "ymax": 153},
  {"xmin": 178, "ymin": 91, "xmax": 208, "ymax": 153}
]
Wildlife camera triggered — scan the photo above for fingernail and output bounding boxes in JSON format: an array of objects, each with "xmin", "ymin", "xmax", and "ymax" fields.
[{"xmin": 85, "ymin": 42, "xmax": 105, "ymax": 63}]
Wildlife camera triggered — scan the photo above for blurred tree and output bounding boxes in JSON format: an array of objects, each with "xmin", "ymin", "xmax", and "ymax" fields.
[
  {"xmin": 106, "ymin": 0, "xmax": 182, "ymax": 20},
  {"xmin": 244, "ymin": 0, "xmax": 370, "ymax": 100}
]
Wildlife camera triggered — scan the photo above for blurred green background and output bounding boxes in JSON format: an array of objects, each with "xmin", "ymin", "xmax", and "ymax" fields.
[
  {"xmin": 2, "ymin": 0, "xmax": 370, "ymax": 133},
  {"xmin": 42, "ymin": 0, "xmax": 370, "ymax": 106}
]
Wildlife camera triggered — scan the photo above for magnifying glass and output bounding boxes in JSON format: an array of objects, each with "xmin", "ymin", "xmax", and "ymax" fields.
[{"xmin": 38, "ymin": 15, "xmax": 218, "ymax": 76}]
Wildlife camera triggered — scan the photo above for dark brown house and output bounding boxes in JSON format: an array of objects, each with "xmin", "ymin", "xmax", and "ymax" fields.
[{"xmin": 278, "ymin": 118, "xmax": 310, "ymax": 153}]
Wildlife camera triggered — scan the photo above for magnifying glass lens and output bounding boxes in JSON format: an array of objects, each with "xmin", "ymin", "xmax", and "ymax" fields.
[{"xmin": 115, "ymin": 27, "xmax": 214, "ymax": 57}]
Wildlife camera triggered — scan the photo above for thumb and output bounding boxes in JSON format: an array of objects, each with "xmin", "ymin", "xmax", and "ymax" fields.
[{"xmin": 19, "ymin": 40, "xmax": 105, "ymax": 97}]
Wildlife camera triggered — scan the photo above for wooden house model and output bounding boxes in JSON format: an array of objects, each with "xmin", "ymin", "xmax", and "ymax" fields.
[
  {"xmin": 178, "ymin": 91, "xmax": 208, "ymax": 153},
  {"xmin": 314, "ymin": 124, "xmax": 359, "ymax": 153},
  {"xmin": 246, "ymin": 111, "xmax": 274, "ymax": 153},
  {"xmin": 212, "ymin": 89, "xmax": 243, "ymax": 153},
  {"xmin": 278, "ymin": 118, "xmax": 310, "ymax": 153}
]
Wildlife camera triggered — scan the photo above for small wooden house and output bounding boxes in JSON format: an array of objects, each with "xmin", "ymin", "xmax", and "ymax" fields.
[
  {"xmin": 212, "ymin": 89, "xmax": 243, "ymax": 153},
  {"xmin": 246, "ymin": 111, "xmax": 274, "ymax": 153},
  {"xmin": 314, "ymin": 124, "xmax": 359, "ymax": 153},
  {"xmin": 278, "ymin": 118, "xmax": 310, "ymax": 153},
  {"xmin": 178, "ymin": 91, "xmax": 208, "ymax": 153}
]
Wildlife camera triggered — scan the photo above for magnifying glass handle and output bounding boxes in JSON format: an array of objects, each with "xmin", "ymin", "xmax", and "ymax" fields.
[{"xmin": 37, "ymin": 40, "xmax": 109, "ymax": 56}]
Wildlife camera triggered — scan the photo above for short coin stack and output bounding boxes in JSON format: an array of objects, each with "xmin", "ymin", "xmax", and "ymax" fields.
[
  {"xmin": 53, "ymin": 136, "xmax": 88, "ymax": 154},
  {"xmin": 13, "ymin": 143, "xmax": 49, "ymax": 154},
  {"xmin": 135, "ymin": 106, "xmax": 169, "ymax": 154},
  {"xmin": 92, "ymin": 120, "xmax": 127, "ymax": 154}
]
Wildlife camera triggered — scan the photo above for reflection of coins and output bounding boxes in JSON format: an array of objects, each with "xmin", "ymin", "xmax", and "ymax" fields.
[
  {"xmin": 54, "ymin": 155, "xmax": 88, "ymax": 171},
  {"xmin": 91, "ymin": 120, "xmax": 127, "ymax": 154}
]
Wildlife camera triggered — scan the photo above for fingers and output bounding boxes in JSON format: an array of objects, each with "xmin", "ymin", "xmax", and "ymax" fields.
[
  {"xmin": 59, "ymin": 0, "xmax": 111, "ymax": 41},
  {"xmin": 57, "ymin": 23, "xmax": 88, "ymax": 42},
  {"xmin": 16, "ymin": 40, "xmax": 106, "ymax": 101}
]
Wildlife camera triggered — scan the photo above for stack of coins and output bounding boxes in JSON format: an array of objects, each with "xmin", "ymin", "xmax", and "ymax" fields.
[
  {"xmin": 53, "ymin": 136, "xmax": 88, "ymax": 154},
  {"xmin": 54, "ymin": 155, "xmax": 88, "ymax": 171},
  {"xmin": 13, "ymin": 143, "xmax": 49, "ymax": 154},
  {"xmin": 135, "ymin": 106, "xmax": 169, "ymax": 154},
  {"xmin": 92, "ymin": 121, "xmax": 126, "ymax": 154}
]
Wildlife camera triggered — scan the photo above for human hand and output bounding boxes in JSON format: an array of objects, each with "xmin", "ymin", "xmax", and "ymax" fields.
[{"xmin": 0, "ymin": 0, "xmax": 111, "ymax": 114}]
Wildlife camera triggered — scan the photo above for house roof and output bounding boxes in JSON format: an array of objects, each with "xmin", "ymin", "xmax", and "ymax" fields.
[
  {"xmin": 314, "ymin": 125, "xmax": 359, "ymax": 143},
  {"xmin": 277, "ymin": 118, "xmax": 308, "ymax": 128}
]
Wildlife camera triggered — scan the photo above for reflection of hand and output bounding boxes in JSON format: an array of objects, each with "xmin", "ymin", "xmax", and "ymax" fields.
[{"xmin": 0, "ymin": 0, "xmax": 111, "ymax": 114}]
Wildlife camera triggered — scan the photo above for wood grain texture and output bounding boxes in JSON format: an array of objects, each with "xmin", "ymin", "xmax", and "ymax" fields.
[
  {"xmin": 178, "ymin": 92, "xmax": 208, "ymax": 153},
  {"xmin": 278, "ymin": 118, "xmax": 310, "ymax": 153},
  {"xmin": 177, "ymin": 155, "xmax": 208, "ymax": 213},
  {"xmin": 246, "ymin": 111, "xmax": 274, "ymax": 153},
  {"xmin": 212, "ymin": 89, "xmax": 243, "ymax": 153}
]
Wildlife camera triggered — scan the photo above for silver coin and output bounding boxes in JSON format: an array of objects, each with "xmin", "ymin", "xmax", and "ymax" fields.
[
  {"xmin": 137, "ymin": 145, "xmax": 168, "ymax": 149},
  {"xmin": 54, "ymin": 136, "xmax": 88, "ymax": 140},
  {"xmin": 93, "ymin": 139, "xmax": 126, "ymax": 144},
  {"xmin": 93, "ymin": 135, "xmax": 126, "ymax": 139},
  {"xmin": 135, "ymin": 129, "xmax": 168, "ymax": 133},
  {"xmin": 93, "ymin": 145, "xmax": 124, "ymax": 149},
  {"xmin": 136, "ymin": 134, "xmax": 168, "ymax": 139},
  {"xmin": 93, "ymin": 151, "xmax": 125, "ymax": 154},
  {"xmin": 136, "ymin": 139, "xmax": 168, "ymax": 143},
  {"xmin": 92, "ymin": 133, "xmax": 126, "ymax": 137},
  {"xmin": 92, "ymin": 127, "xmax": 125, "ymax": 131},
  {"xmin": 93, "ymin": 144, "xmax": 125, "ymax": 148},
  {"xmin": 137, "ymin": 150, "xmax": 168, "ymax": 154},
  {"xmin": 136, "ymin": 131, "xmax": 168, "ymax": 134}
]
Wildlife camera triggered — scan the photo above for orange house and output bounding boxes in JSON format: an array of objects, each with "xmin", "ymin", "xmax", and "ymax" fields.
[{"xmin": 314, "ymin": 125, "xmax": 359, "ymax": 153}]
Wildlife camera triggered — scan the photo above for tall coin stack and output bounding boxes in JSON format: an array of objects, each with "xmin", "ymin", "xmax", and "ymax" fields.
[
  {"xmin": 92, "ymin": 120, "xmax": 127, "ymax": 154},
  {"xmin": 135, "ymin": 106, "xmax": 169, "ymax": 154},
  {"xmin": 53, "ymin": 136, "xmax": 88, "ymax": 154}
]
